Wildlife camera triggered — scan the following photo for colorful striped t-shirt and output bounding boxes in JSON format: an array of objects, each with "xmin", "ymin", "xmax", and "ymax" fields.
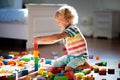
[{"xmin": 63, "ymin": 25, "xmax": 88, "ymax": 56}]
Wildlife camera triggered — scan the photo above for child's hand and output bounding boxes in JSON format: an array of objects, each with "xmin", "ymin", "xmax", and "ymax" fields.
[{"xmin": 32, "ymin": 37, "xmax": 38, "ymax": 44}]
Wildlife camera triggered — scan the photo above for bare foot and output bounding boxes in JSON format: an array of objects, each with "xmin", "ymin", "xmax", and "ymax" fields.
[
  {"xmin": 65, "ymin": 66, "xmax": 74, "ymax": 71},
  {"xmin": 76, "ymin": 62, "xmax": 93, "ymax": 70}
]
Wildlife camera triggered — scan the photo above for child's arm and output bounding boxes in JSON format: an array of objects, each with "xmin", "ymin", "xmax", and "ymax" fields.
[{"xmin": 33, "ymin": 32, "xmax": 70, "ymax": 44}]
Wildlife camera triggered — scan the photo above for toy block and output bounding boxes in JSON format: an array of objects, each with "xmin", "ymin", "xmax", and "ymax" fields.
[
  {"xmin": 26, "ymin": 75, "xmax": 31, "ymax": 80},
  {"xmin": 40, "ymin": 58, "xmax": 45, "ymax": 63},
  {"xmin": 2, "ymin": 60, "xmax": 8, "ymax": 65},
  {"xmin": 99, "ymin": 67, "xmax": 106, "ymax": 75},
  {"xmin": 57, "ymin": 67, "xmax": 65, "ymax": 73},
  {"xmin": 75, "ymin": 72, "xmax": 85, "ymax": 79},
  {"xmin": 54, "ymin": 76, "xmax": 69, "ymax": 80},
  {"xmin": 0, "ymin": 61, "xmax": 4, "ymax": 66},
  {"xmin": 22, "ymin": 57, "xmax": 31, "ymax": 62},
  {"xmin": 82, "ymin": 69, "xmax": 91, "ymax": 75},
  {"xmin": 95, "ymin": 62, "xmax": 107, "ymax": 66},
  {"xmin": 42, "ymin": 71, "xmax": 48, "ymax": 76},
  {"xmin": 36, "ymin": 76, "xmax": 47, "ymax": 80},
  {"xmin": 89, "ymin": 55, "xmax": 93, "ymax": 59},
  {"xmin": 118, "ymin": 62, "xmax": 120, "ymax": 68},
  {"xmin": 21, "ymin": 51, "xmax": 28, "ymax": 55},
  {"xmin": 96, "ymin": 55, "xmax": 100, "ymax": 60},
  {"xmin": 57, "ymin": 73, "xmax": 64, "ymax": 76},
  {"xmin": 64, "ymin": 71, "xmax": 75, "ymax": 80},
  {"xmin": 8, "ymin": 60, "xmax": 17, "ymax": 66},
  {"xmin": 34, "ymin": 57, "xmax": 39, "ymax": 64},
  {"xmin": 49, "ymin": 67, "xmax": 59, "ymax": 74},
  {"xmin": 33, "ymin": 50, "xmax": 39, "ymax": 57},
  {"xmin": 34, "ymin": 64, "xmax": 38, "ymax": 71},
  {"xmin": 87, "ymin": 75, "xmax": 94, "ymax": 80},
  {"xmin": 95, "ymin": 62, "xmax": 102, "ymax": 66},
  {"xmin": 93, "ymin": 65, "xmax": 99, "ymax": 73},
  {"xmin": 9, "ymin": 75, "xmax": 15, "ymax": 80},
  {"xmin": 45, "ymin": 59, "xmax": 52, "ymax": 64},
  {"xmin": 74, "ymin": 70, "xmax": 82, "ymax": 73},
  {"xmin": 20, "ymin": 70, "xmax": 28, "ymax": 76},
  {"xmin": 82, "ymin": 76, "xmax": 87, "ymax": 80},
  {"xmin": 102, "ymin": 62, "xmax": 107, "ymax": 66},
  {"xmin": 4, "ymin": 54, "xmax": 13, "ymax": 59},
  {"xmin": 49, "ymin": 73, "xmax": 55, "ymax": 79},
  {"xmin": 34, "ymin": 43, "xmax": 38, "ymax": 50},
  {"xmin": 38, "ymin": 68, "xmax": 45, "ymax": 75},
  {"xmin": 108, "ymin": 68, "xmax": 115, "ymax": 74}
]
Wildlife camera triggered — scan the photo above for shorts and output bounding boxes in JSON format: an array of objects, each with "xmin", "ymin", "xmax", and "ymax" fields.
[{"xmin": 51, "ymin": 53, "xmax": 88, "ymax": 69}]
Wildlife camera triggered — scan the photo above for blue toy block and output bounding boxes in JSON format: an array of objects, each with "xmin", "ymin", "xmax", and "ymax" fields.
[
  {"xmin": 2, "ymin": 60, "xmax": 8, "ymax": 65},
  {"xmin": 4, "ymin": 54, "xmax": 13, "ymax": 59},
  {"xmin": 20, "ymin": 70, "xmax": 28, "ymax": 76},
  {"xmin": 45, "ymin": 59, "xmax": 52, "ymax": 64},
  {"xmin": 37, "ymin": 77, "xmax": 42, "ymax": 80},
  {"xmin": 34, "ymin": 64, "xmax": 38, "ymax": 71},
  {"xmin": 57, "ymin": 73, "xmax": 64, "ymax": 76}
]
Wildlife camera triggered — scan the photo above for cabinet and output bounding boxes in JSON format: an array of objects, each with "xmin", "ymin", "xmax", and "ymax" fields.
[{"xmin": 93, "ymin": 10, "xmax": 120, "ymax": 39}]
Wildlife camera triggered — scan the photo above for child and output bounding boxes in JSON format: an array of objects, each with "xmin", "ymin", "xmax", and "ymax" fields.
[{"xmin": 33, "ymin": 5, "xmax": 93, "ymax": 71}]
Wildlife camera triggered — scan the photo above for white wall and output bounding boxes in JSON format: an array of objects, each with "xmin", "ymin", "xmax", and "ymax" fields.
[{"xmin": 24, "ymin": 0, "xmax": 120, "ymax": 36}]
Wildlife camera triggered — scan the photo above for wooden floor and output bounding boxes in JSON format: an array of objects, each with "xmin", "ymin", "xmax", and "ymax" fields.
[{"xmin": 0, "ymin": 38, "xmax": 120, "ymax": 80}]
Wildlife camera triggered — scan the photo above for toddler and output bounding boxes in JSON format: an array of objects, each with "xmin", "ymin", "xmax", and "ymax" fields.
[{"xmin": 33, "ymin": 5, "xmax": 93, "ymax": 71}]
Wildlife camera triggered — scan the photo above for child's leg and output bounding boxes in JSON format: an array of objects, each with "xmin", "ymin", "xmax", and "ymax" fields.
[
  {"xmin": 76, "ymin": 62, "xmax": 93, "ymax": 70},
  {"xmin": 51, "ymin": 55, "xmax": 68, "ymax": 67}
]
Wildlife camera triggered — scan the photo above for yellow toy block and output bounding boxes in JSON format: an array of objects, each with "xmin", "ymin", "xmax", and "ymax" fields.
[{"xmin": 33, "ymin": 50, "xmax": 39, "ymax": 57}]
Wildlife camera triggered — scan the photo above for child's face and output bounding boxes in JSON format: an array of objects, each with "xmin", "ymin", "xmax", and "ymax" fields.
[{"xmin": 55, "ymin": 15, "xmax": 69, "ymax": 30}]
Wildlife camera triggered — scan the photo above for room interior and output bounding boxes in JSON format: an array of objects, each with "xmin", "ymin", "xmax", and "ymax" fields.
[{"xmin": 0, "ymin": 0, "xmax": 120, "ymax": 80}]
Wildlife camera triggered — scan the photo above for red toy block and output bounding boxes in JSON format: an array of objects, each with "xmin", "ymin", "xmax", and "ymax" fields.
[
  {"xmin": 49, "ymin": 67, "xmax": 59, "ymax": 74},
  {"xmin": 64, "ymin": 71, "xmax": 76, "ymax": 80},
  {"xmin": 118, "ymin": 62, "xmax": 120, "ymax": 68},
  {"xmin": 99, "ymin": 67, "xmax": 106, "ymax": 75},
  {"xmin": 34, "ymin": 43, "xmax": 38, "ymax": 50},
  {"xmin": 57, "ymin": 67, "xmax": 65, "ymax": 72}
]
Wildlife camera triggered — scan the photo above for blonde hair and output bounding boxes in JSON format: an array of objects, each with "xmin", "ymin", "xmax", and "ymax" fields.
[{"xmin": 55, "ymin": 5, "xmax": 78, "ymax": 25}]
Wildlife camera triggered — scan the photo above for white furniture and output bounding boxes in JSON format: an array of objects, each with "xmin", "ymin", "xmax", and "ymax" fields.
[
  {"xmin": 0, "ymin": 4, "xmax": 65, "ymax": 49},
  {"xmin": 0, "ymin": 9, "xmax": 28, "ymax": 40},
  {"xmin": 93, "ymin": 10, "xmax": 120, "ymax": 39},
  {"xmin": 26, "ymin": 4, "xmax": 65, "ymax": 49}
]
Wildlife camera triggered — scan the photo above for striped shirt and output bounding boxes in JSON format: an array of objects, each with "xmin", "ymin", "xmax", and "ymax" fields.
[{"xmin": 63, "ymin": 25, "xmax": 88, "ymax": 56}]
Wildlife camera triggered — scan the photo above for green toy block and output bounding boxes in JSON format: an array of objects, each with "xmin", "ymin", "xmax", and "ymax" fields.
[
  {"xmin": 9, "ymin": 75, "xmax": 15, "ymax": 80},
  {"xmin": 82, "ymin": 70, "xmax": 88, "ymax": 75},
  {"xmin": 54, "ymin": 76, "xmax": 68, "ymax": 80},
  {"xmin": 50, "ymin": 73, "xmax": 55, "ymax": 79},
  {"xmin": 42, "ymin": 71, "xmax": 48, "ymax": 76},
  {"xmin": 102, "ymin": 62, "xmax": 107, "ymax": 66},
  {"xmin": 74, "ymin": 70, "xmax": 82, "ymax": 73}
]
